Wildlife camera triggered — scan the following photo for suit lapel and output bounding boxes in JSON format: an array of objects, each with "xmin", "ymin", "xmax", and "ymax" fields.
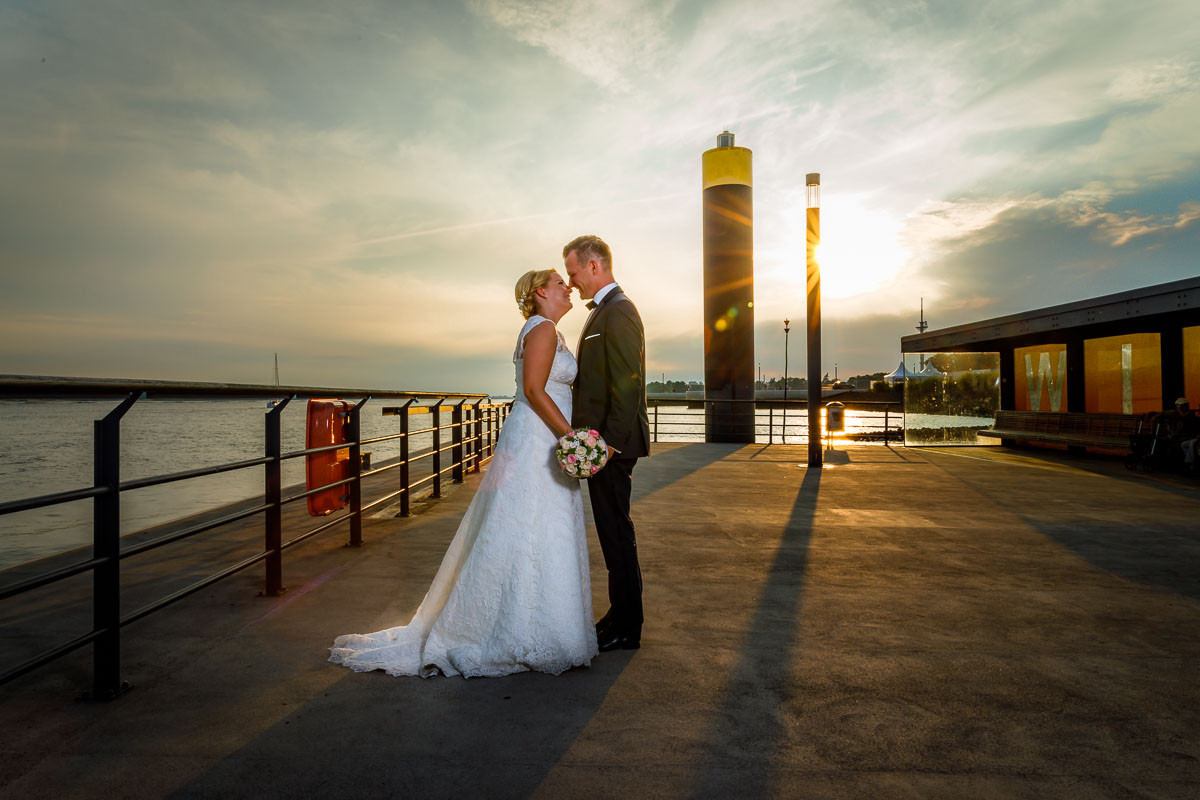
[{"xmin": 577, "ymin": 306, "xmax": 599, "ymax": 353}]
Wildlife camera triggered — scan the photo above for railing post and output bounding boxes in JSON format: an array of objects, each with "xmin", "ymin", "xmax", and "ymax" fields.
[
  {"xmin": 347, "ymin": 397, "xmax": 369, "ymax": 547},
  {"xmin": 471, "ymin": 400, "xmax": 484, "ymax": 472},
  {"xmin": 432, "ymin": 400, "xmax": 444, "ymax": 499},
  {"xmin": 89, "ymin": 392, "xmax": 138, "ymax": 701},
  {"xmin": 263, "ymin": 397, "xmax": 291, "ymax": 597},
  {"xmin": 398, "ymin": 399, "xmax": 414, "ymax": 517},
  {"xmin": 486, "ymin": 405, "xmax": 494, "ymax": 458},
  {"xmin": 653, "ymin": 403, "xmax": 659, "ymax": 442},
  {"xmin": 884, "ymin": 407, "xmax": 889, "ymax": 443},
  {"xmin": 452, "ymin": 400, "xmax": 465, "ymax": 483},
  {"xmin": 768, "ymin": 406, "xmax": 774, "ymax": 444}
]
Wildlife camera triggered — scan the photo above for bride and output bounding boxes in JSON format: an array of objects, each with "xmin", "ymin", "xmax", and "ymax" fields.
[{"xmin": 329, "ymin": 269, "xmax": 598, "ymax": 677}]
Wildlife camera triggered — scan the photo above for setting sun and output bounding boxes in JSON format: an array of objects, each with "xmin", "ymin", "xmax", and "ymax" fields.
[{"xmin": 786, "ymin": 196, "xmax": 908, "ymax": 300}]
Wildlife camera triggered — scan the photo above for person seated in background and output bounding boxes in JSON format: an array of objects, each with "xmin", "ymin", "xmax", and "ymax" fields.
[
  {"xmin": 1183, "ymin": 433, "xmax": 1199, "ymax": 472},
  {"xmin": 1150, "ymin": 397, "xmax": 1200, "ymax": 469},
  {"xmin": 1173, "ymin": 398, "xmax": 1200, "ymax": 472}
]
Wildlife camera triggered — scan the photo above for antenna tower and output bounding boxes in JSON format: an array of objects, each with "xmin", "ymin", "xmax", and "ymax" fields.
[{"xmin": 916, "ymin": 299, "xmax": 929, "ymax": 369}]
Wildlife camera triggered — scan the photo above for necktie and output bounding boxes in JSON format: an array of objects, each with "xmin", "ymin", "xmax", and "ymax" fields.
[{"xmin": 586, "ymin": 300, "xmax": 597, "ymax": 310}]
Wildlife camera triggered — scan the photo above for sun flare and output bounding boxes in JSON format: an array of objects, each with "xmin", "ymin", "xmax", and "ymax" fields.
[{"xmin": 783, "ymin": 196, "xmax": 909, "ymax": 301}]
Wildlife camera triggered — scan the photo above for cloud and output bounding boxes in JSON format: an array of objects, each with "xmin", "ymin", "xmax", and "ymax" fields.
[
  {"xmin": 472, "ymin": 0, "xmax": 676, "ymax": 90},
  {"xmin": 1065, "ymin": 196, "xmax": 1200, "ymax": 247},
  {"xmin": 909, "ymin": 173, "xmax": 1200, "ymax": 269},
  {"xmin": 913, "ymin": 173, "xmax": 1200, "ymax": 329},
  {"xmin": 1107, "ymin": 58, "xmax": 1198, "ymax": 102},
  {"xmin": 2, "ymin": 0, "xmax": 1198, "ymax": 388}
]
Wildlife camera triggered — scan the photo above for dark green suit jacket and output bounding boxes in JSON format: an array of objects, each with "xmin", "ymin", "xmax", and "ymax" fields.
[{"xmin": 572, "ymin": 286, "xmax": 650, "ymax": 458}]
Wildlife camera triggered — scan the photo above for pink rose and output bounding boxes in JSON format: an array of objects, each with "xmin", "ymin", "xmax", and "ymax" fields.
[
  {"xmin": 567, "ymin": 454, "xmax": 577, "ymax": 463},
  {"xmin": 584, "ymin": 436, "xmax": 596, "ymax": 447},
  {"xmin": 590, "ymin": 465, "xmax": 599, "ymax": 474},
  {"xmin": 589, "ymin": 429, "xmax": 599, "ymax": 437}
]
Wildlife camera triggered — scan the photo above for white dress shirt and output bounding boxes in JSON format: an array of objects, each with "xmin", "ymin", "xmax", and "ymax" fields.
[{"xmin": 592, "ymin": 282, "xmax": 618, "ymax": 305}]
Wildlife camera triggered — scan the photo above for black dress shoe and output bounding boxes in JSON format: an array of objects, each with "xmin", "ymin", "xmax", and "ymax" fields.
[{"xmin": 597, "ymin": 629, "xmax": 640, "ymax": 652}]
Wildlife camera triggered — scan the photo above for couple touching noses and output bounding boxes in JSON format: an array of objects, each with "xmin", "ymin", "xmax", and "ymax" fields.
[
  {"xmin": 515, "ymin": 235, "xmax": 651, "ymax": 652},
  {"xmin": 330, "ymin": 235, "xmax": 649, "ymax": 679}
]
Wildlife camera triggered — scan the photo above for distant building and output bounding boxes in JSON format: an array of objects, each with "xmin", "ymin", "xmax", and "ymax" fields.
[{"xmin": 902, "ymin": 276, "xmax": 1200, "ymax": 414}]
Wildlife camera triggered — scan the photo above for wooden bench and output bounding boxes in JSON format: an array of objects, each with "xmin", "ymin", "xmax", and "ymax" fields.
[{"xmin": 978, "ymin": 410, "xmax": 1143, "ymax": 449}]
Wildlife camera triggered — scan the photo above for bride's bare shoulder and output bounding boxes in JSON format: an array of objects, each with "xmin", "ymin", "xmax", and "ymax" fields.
[{"xmin": 522, "ymin": 318, "xmax": 557, "ymax": 346}]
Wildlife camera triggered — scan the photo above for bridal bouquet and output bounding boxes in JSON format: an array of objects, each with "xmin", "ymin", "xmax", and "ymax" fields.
[{"xmin": 556, "ymin": 428, "xmax": 609, "ymax": 479}]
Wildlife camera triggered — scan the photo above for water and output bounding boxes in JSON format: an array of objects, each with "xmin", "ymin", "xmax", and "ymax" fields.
[
  {"xmin": 0, "ymin": 398, "xmax": 443, "ymax": 568},
  {"xmin": 650, "ymin": 406, "xmax": 994, "ymax": 445},
  {"xmin": 650, "ymin": 405, "xmax": 909, "ymax": 442},
  {"xmin": 904, "ymin": 412, "xmax": 998, "ymax": 445}
]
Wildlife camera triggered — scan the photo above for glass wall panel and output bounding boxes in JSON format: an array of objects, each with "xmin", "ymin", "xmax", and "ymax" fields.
[
  {"xmin": 903, "ymin": 352, "xmax": 1000, "ymax": 445},
  {"xmin": 1185, "ymin": 326, "xmax": 1200, "ymax": 407},
  {"xmin": 1083, "ymin": 333, "xmax": 1161, "ymax": 414},
  {"xmin": 1013, "ymin": 344, "xmax": 1068, "ymax": 412}
]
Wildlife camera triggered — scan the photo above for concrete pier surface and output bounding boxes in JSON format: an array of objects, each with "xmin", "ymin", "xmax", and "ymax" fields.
[{"xmin": 2, "ymin": 443, "xmax": 1198, "ymax": 798}]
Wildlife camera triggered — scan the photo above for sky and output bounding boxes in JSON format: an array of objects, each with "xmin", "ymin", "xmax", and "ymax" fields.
[{"xmin": 1, "ymin": 0, "xmax": 1198, "ymax": 395}]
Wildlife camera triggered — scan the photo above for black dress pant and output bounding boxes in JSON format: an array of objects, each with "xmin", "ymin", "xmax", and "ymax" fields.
[{"xmin": 587, "ymin": 456, "xmax": 643, "ymax": 633}]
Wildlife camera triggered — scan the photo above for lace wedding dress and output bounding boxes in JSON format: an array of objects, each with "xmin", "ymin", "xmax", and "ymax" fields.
[{"xmin": 329, "ymin": 315, "xmax": 597, "ymax": 677}]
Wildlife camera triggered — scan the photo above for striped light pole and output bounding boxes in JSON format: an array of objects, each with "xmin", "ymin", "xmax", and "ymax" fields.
[{"xmin": 806, "ymin": 172, "xmax": 822, "ymax": 468}]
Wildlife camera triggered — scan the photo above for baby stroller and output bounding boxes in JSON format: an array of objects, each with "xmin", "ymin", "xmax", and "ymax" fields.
[{"xmin": 1125, "ymin": 417, "xmax": 1167, "ymax": 472}]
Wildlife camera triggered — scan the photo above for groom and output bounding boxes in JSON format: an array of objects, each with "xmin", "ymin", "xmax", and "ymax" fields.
[{"xmin": 564, "ymin": 235, "xmax": 651, "ymax": 652}]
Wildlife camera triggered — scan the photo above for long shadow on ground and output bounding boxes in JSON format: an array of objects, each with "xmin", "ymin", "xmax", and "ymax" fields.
[
  {"xmin": 690, "ymin": 467, "xmax": 819, "ymax": 795},
  {"xmin": 165, "ymin": 449, "xmax": 741, "ymax": 797},
  {"xmin": 171, "ymin": 445, "xmax": 735, "ymax": 796},
  {"xmin": 631, "ymin": 442, "xmax": 743, "ymax": 502},
  {"xmin": 929, "ymin": 451, "xmax": 1200, "ymax": 602},
  {"xmin": 1017, "ymin": 518, "xmax": 1200, "ymax": 601},
  {"xmin": 168, "ymin": 657, "xmax": 630, "ymax": 798}
]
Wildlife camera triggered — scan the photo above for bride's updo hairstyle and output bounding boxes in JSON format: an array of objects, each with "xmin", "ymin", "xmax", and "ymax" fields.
[{"xmin": 515, "ymin": 269, "xmax": 555, "ymax": 319}]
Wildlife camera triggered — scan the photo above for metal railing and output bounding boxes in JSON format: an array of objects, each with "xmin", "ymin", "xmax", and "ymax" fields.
[
  {"xmin": 648, "ymin": 398, "xmax": 903, "ymax": 444},
  {"xmin": 0, "ymin": 377, "xmax": 510, "ymax": 698}
]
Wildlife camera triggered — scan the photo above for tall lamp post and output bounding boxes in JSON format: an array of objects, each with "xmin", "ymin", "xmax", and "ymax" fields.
[
  {"xmin": 782, "ymin": 319, "xmax": 790, "ymax": 444},
  {"xmin": 806, "ymin": 172, "xmax": 822, "ymax": 468}
]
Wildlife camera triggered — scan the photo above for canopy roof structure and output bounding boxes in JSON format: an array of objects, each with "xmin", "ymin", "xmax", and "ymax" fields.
[
  {"xmin": 916, "ymin": 362, "xmax": 944, "ymax": 377},
  {"xmin": 885, "ymin": 362, "xmax": 918, "ymax": 383},
  {"xmin": 885, "ymin": 361, "xmax": 944, "ymax": 383}
]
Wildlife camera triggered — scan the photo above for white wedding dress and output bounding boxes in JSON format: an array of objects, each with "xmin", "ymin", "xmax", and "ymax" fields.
[{"xmin": 329, "ymin": 315, "xmax": 597, "ymax": 677}]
